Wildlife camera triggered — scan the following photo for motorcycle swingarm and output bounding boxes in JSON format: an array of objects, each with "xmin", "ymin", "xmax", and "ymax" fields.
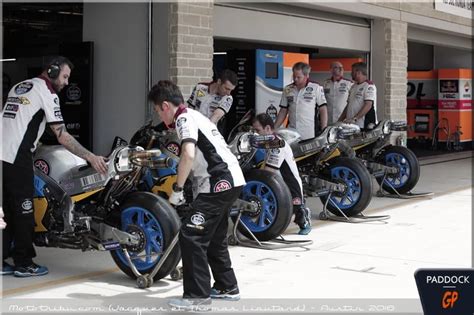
[
  {"xmin": 305, "ymin": 177, "xmax": 346, "ymax": 197},
  {"xmin": 88, "ymin": 222, "xmax": 141, "ymax": 251},
  {"xmin": 359, "ymin": 159, "xmax": 398, "ymax": 177},
  {"xmin": 230, "ymin": 198, "xmax": 259, "ymax": 216}
]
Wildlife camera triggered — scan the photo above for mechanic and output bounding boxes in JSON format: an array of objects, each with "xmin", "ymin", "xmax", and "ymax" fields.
[
  {"xmin": 148, "ymin": 80, "xmax": 245, "ymax": 311},
  {"xmin": 252, "ymin": 113, "xmax": 311, "ymax": 235},
  {"xmin": 274, "ymin": 62, "xmax": 328, "ymax": 140},
  {"xmin": 323, "ymin": 61, "xmax": 353, "ymax": 125},
  {"xmin": 338, "ymin": 62, "xmax": 377, "ymax": 129},
  {"xmin": 1, "ymin": 56, "xmax": 108, "ymax": 277},
  {"xmin": 187, "ymin": 69, "xmax": 238, "ymax": 124}
]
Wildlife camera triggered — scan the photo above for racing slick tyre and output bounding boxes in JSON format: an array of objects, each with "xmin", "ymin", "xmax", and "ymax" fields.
[
  {"xmin": 234, "ymin": 169, "xmax": 293, "ymax": 241},
  {"xmin": 320, "ymin": 157, "xmax": 373, "ymax": 217},
  {"xmin": 376, "ymin": 146, "xmax": 420, "ymax": 194},
  {"xmin": 111, "ymin": 192, "xmax": 181, "ymax": 282}
]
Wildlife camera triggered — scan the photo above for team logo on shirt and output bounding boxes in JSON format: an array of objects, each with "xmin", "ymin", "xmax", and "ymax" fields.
[
  {"xmin": 34, "ymin": 159, "xmax": 50, "ymax": 175},
  {"xmin": 270, "ymin": 148, "xmax": 280, "ymax": 154},
  {"xmin": 54, "ymin": 97, "xmax": 59, "ymax": 105},
  {"xmin": 287, "ymin": 96, "xmax": 294, "ymax": 103},
  {"xmin": 213, "ymin": 180, "xmax": 231, "ymax": 192},
  {"xmin": 14, "ymin": 82, "xmax": 33, "ymax": 95},
  {"xmin": 305, "ymin": 87, "xmax": 313, "ymax": 92},
  {"xmin": 166, "ymin": 142, "xmax": 181, "ymax": 156},
  {"xmin": 176, "ymin": 117, "xmax": 187, "ymax": 128},
  {"xmin": 367, "ymin": 86, "xmax": 374, "ymax": 91},
  {"xmin": 197, "ymin": 90, "xmax": 206, "ymax": 97}
]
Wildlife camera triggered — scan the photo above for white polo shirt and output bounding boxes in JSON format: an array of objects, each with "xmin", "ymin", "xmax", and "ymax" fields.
[
  {"xmin": 187, "ymin": 82, "xmax": 233, "ymax": 120},
  {"xmin": 1, "ymin": 76, "xmax": 64, "ymax": 167},
  {"xmin": 279, "ymin": 80, "xmax": 327, "ymax": 140},
  {"xmin": 323, "ymin": 77, "xmax": 353, "ymax": 125},
  {"xmin": 174, "ymin": 106, "xmax": 245, "ymax": 195},
  {"xmin": 346, "ymin": 80, "xmax": 377, "ymax": 128}
]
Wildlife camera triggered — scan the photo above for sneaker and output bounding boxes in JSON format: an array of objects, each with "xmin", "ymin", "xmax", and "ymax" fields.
[
  {"xmin": 1, "ymin": 261, "xmax": 14, "ymax": 275},
  {"xmin": 168, "ymin": 297, "xmax": 211, "ymax": 312},
  {"xmin": 210, "ymin": 286, "xmax": 240, "ymax": 301},
  {"xmin": 298, "ymin": 223, "xmax": 312, "ymax": 235},
  {"xmin": 14, "ymin": 263, "xmax": 49, "ymax": 277}
]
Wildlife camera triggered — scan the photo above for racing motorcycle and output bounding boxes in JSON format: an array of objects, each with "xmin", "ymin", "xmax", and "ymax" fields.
[
  {"xmin": 228, "ymin": 111, "xmax": 373, "ymax": 218},
  {"xmin": 130, "ymin": 122, "xmax": 293, "ymax": 241},
  {"xmin": 32, "ymin": 143, "xmax": 181, "ymax": 283},
  {"xmin": 337, "ymin": 120, "xmax": 420, "ymax": 194}
]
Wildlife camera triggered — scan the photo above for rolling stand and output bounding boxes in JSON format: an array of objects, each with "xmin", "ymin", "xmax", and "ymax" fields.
[
  {"xmin": 376, "ymin": 171, "xmax": 434, "ymax": 199},
  {"xmin": 227, "ymin": 204, "xmax": 313, "ymax": 250},
  {"xmin": 318, "ymin": 190, "xmax": 390, "ymax": 223}
]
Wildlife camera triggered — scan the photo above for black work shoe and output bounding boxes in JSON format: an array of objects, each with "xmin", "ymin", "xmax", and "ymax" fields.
[
  {"xmin": 14, "ymin": 263, "xmax": 49, "ymax": 277},
  {"xmin": 2, "ymin": 261, "xmax": 14, "ymax": 275},
  {"xmin": 210, "ymin": 286, "xmax": 240, "ymax": 301}
]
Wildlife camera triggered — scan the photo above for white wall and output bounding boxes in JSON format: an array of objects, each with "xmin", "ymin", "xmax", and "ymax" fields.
[{"xmin": 83, "ymin": 3, "xmax": 148, "ymax": 154}]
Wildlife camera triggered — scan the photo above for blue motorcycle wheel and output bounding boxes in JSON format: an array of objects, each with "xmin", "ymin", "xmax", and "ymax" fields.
[
  {"xmin": 320, "ymin": 157, "xmax": 373, "ymax": 217},
  {"xmin": 384, "ymin": 152, "xmax": 410, "ymax": 189},
  {"xmin": 110, "ymin": 193, "xmax": 180, "ymax": 281},
  {"xmin": 235, "ymin": 169, "xmax": 292, "ymax": 241},
  {"xmin": 114, "ymin": 206, "xmax": 165, "ymax": 271}
]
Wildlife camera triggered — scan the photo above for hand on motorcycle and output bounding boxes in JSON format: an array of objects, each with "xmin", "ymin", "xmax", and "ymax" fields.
[
  {"xmin": 169, "ymin": 190, "xmax": 185, "ymax": 206},
  {"xmin": 88, "ymin": 154, "xmax": 108, "ymax": 175},
  {"xmin": 343, "ymin": 117, "xmax": 357, "ymax": 124}
]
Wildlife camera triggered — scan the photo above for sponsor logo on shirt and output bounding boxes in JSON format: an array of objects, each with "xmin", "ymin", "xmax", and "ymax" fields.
[
  {"xmin": 54, "ymin": 110, "xmax": 63, "ymax": 120},
  {"xmin": 14, "ymin": 82, "xmax": 33, "ymax": 95},
  {"xmin": 367, "ymin": 86, "xmax": 375, "ymax": 91},
  {"xmin": 305, "ymin": 87, "xmax": 313, "ymax": 92},
  {"xmin": 190, "ymin": 213, "xmax": 205, "ymax": 225},
  {"xmin": 214, "ymin": 179, "xmax": 231, "ymax": 192},
  {"xmin": 54, "ymin": 97, "xmax": 59, "ymax": 105},
  {"xmin": 197, "ymin": 90, "xmax": 206, "ymax": 98},
  {"xmin": 21, "ymin": 199, "xmax": 33, "ymax": 211},
  {"xmin": 166, "ymin": 142, "xmax": 181, "ymax": 156},
  {"xmin": 5, "ymin": 104, "xmax": 19, "ymax": 112},
  {"xmin": 6, "ymin": 96, "xmax": 30, "ymax": 105},
  {"xmin": 176, "ymin": 117, "xmax": 187, "ymax": 128}
]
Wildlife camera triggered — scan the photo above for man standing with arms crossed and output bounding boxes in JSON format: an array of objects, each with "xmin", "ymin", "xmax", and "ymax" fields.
[
  {"xmin": 323, "ymin": 61, "xmax": 353, "ymax": 125},
  {"xmin": 274, "ymin": 62, "xmax": 328, "ymax": 140},
  {"xmin": 338, "ymin": 62, "xmax": 377, "ymax": 129}
]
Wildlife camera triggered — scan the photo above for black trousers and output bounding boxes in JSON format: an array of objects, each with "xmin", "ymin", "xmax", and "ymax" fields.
[
  {"xmin": 179, "ymin": 186, "xmax": 243, "ymax": 299},
  {"xmin": 2, "ymin": 161, "xmax": 36, "ymax": 266}
]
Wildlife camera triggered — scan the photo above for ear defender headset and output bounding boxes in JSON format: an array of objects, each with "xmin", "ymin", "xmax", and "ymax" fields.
[{"xmin": 47, "ymin": 62, "xmax": 61, "ymax": 79}]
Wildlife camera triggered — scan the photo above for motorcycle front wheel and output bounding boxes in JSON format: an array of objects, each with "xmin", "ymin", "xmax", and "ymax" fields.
[
  {"xmin": 234, "ymin": 169, "xmax": 293, "ymax": 241},
  {"xmin": 110, "ymin": 192, "xmax": 181, "ymax": 281},
  {"xmin": 376, "ymin": 146, "xmax": 420, "ymax": 194},
  {"xmin": 319, "ymin": 157, "xmax": 373, "ymax": 217}
]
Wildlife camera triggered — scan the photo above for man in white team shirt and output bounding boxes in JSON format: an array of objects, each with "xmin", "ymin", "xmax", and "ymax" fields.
[
  {"xmin": 274, "ymin": 62, "xmax": 328, "ymax": 140},
  {"xmin": 148, "ymin": 80, "xmax": 245, "ymax": 310},
  {"xmin": 252, "ymin": 113, "xmax": 312, "ymax": 235},
  {"xmin": 323, "ymin": 61, "xmax": 353, "ymax": 125},
  {"xmin": 1, "ymin": 56, "xmax": 107, "ymax": 277},
  {"xmin": 187, "ymin": 69, "xmax": 237, "ymax": 124},
  {"xmin": 338, "ymin": 62, "xmax": 377, "ymax": 129}
]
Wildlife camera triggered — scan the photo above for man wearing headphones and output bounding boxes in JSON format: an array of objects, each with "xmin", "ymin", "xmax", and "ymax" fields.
[{"xmin": 1, "ymin": 56, "xmax": 107, "ymax": 277}]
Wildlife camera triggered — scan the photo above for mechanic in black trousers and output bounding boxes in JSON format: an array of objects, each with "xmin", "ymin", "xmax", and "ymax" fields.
[{"xmin": 148, "ymin": 80, "xmax": 246, "ymax": 311}]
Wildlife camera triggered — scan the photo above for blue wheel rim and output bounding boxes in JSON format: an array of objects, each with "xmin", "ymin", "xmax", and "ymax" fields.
[
  {"xmin": 329, "ymin": 166, "xmax": 362, "ymax": 210},
  {"xmin": 384, "ymin": 152, "xmax": 410, "ymax": 189},
  {"xmin": 240, "ymin": 180, "xmax": 278, "ymax": 232},
  {"xmin": 114, "ymin": 207, "xmax": 164, "ymax": 271}
]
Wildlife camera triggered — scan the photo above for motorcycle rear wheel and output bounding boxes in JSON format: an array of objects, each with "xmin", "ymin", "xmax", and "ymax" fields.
[
  {"xmin": 376, "ymin": 146, "xmax": 420, "ymax": 194},
  {"xmin": 319, "ymin": 157, "xmax": 373, "ymax": 217},
  {"xmin": 234, "ymin": 169, "xmax": 293, "ymax": 241},
  {"xmin": 111, "ymin": 192, "xmax": 181, "ymax": 281}
]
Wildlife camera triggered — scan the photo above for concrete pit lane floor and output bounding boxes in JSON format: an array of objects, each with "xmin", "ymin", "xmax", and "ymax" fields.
[{"xmin": 1, "ymin": 152, "xmax": 471, "ymax": 313}]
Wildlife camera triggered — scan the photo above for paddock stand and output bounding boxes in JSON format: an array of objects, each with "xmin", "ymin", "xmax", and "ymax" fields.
[
  {"xmin": 376, "ymin": 171, "xmax": 434, "ymax": 199},
  {"xmin": 318, "ymin": 190, "xmax": 390, "ymax": 223},
  {"xmin": 121, "ymin": 232, "xmax": 182, "ymax": 289}
]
